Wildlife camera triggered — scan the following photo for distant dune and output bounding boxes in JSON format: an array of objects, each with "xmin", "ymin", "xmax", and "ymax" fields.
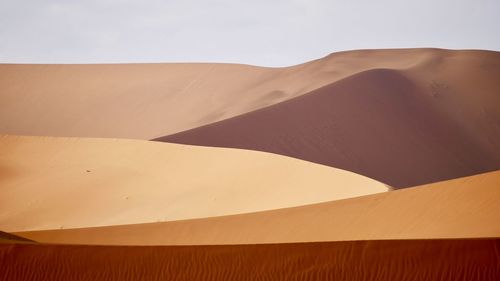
[
  {"xmin": 0, "ymin": 135, "xmax": 387, "ymax": 232},
  {"xmin": 17, "ymin": 171, "xmax": 500, "ymax": 245},
  {"xmin": 2, "ymin": 49, "xmax": 497, "ymax": 140},
  {"xmin": 1, "ymin": 239, "xmax": 498, "ymax": 281},
  {"xmin": 157, "ymin": 51, "xmax": 500, "ymax": 188}
]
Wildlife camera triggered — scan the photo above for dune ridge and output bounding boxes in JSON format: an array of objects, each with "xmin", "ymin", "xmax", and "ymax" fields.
[
  {"xmin": 16, "ymin": 171, "xmax": 500, "ymax": 245},
  {"xmin": 1, "ymin": 49, "xmax": 497, "ymax": 140},
  {"xmin": 157, "ymin": 64, "xmax": 500, "ymax": 188},
  {"xmin": 0, "ymin": 135, "xmax": 387, "ymax": 232}
]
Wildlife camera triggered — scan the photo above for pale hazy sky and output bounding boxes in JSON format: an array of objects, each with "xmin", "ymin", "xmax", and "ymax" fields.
[{"xmin": 0, "ymin": 0, "xmax": 498, "ymax": 66}]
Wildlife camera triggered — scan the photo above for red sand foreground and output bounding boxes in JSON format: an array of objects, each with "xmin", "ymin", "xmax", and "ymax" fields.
[{"xmin": 1, "ymin": 239, "xmax": 499, "ymax": 281}]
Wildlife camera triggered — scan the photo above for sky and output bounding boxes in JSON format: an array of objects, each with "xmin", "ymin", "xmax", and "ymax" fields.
[{"xmin": 0, "ymin": 0, "xmax": 499, "ymax": 66}]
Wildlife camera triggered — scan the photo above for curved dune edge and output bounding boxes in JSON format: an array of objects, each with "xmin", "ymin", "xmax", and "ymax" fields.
[
  {"xmin": 1, "ymin": 239, "xmax": 499, "ymax": 281},
  {"xmin": 0, "ymin": 135, "xmax": 388, "ymax": 232},
  {"xmin": 2, "ymin": 49, "xmax": 496, "ymax": 139},
  {"xmin": 16, "ymin": 170, "xmax": 500, "ymax": 245},
  {"xmin": 157, "ymin": 51, "xmax": 500, "ymax": 188}
]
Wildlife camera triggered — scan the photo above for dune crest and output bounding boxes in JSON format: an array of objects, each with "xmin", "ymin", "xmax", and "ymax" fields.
[
  {"xmin": 0, "ymin": 135, "xmax": 387, "ymax": 232},
  {"xmin": 16, "ymin": 171, "xmax": 500, "ymax": 245},
  {"xmin": 2, "ymin": 49, "xmax": 497, "ymax": 139},
  {"xmin": 157, "ymin": 54, "xmax": 500, "ymax": 188}
]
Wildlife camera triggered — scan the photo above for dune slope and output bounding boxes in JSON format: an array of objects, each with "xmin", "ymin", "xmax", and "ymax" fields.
[
  {"xmin": 2, "ymin": 49, "xmax": 497, "ymax": 139},
  {"xmin": 0, "ymin": 135, "xmax": 387, "ymax": 232},
  {"xmin": 17, "ymin": 171, "xmax": 500, "ymax": 245},
  {"xmin": 157, "ymin": 67, "xmax": 500, "ymax": 188},
  {"xmin": 1, "ymin": 239, "xmax": 499, "ymax": 281}
]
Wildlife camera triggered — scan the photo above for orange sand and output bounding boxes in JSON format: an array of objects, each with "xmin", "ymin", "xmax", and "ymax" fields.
[
  {"xmin": 0, "ymin": 135, "xmax": 387, "ymax": 232},
  {"xmin": 17, "ymin": 171, "xmax": 500, "ymax": 245}
]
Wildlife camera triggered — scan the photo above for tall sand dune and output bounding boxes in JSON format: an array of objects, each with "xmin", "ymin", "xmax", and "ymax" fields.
[
  {"xmin": 157, "ymin": 65, "xmax": 500, "ymax": 188},
  {"xmin": 1, "ymin": 239, "xmax": 498, "ymax": 281},
  {"xmin": 0, "ymin": 135, "xmax": 387, "ymax": 232},
  {"xmin": 17, "ymin": 171, "xmax": 500, "ymax": 245},
  {"xmin": 2, "ymin": 49, "xmax": 497, "ymax": 139}
]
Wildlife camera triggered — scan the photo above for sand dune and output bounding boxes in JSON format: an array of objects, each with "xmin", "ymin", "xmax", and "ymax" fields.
[
  {"xmin": 17, "ymin": 171, "xmax": 500, "ymax": 245},
  {"xmin": 1, "ymin": 239, "xmax": 498, "ymax": 281},
  {"xmin": 157, "ymin": 53, "xmax": 500, "ymax": 188},
  {"xmin": 1, "ymin": 49, "xmax": 499, "ymax": 281},
  {"xmin": 2, "ymin": 49, "xmax": 496, "ymax": 139},
  {"xmin": 0, "ymin": 135, "xmax": 387, "ymax": 232}
]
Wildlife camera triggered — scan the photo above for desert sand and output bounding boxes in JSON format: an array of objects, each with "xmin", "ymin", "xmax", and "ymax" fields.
[
  {"xmin": 2, "ymin": 49, "xmax": 498, "ymax": 140},
  {"xmin": 1, "ymin": 239, "xmax": 498, "ymax": 281},
  {"xmin": 1, "ymin": 48, "xmax": 499, "ymax": 280},
  {"xmin": 157, "ymin": 52, "xmax": 500, "ymax": 188},
  {"xmin": 0, "ymin": 135, "xmax": 387, "ymax": 232},
  {"xmin": 16, "ymin": 171, "xmax": 500, "ymax": 245}
]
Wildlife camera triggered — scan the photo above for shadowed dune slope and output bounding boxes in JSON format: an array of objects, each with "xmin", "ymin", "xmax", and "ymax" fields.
[
  {"xmin": 17, "ymin": 171, "xmax": 500, "ymax": 245},
  {"xmin": 1, "ymin": 49, "xmax": 498, "ymax": 139},
  {"xmin": 0, "ymin": 135, "xmax": 387, "ymax": 232},
  {"xmin": 157, "ymin": 68, "xmax": 500, "ymax": 188},
  {"xmin": 0, "ymin": 232, "xmax": 34, "ymax": 244},
  {"xmin": 1, "ymin": 239, "xmax": 499, "ymax": 281}
]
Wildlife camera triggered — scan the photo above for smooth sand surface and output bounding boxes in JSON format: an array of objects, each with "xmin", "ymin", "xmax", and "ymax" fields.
[
  {"xmin": 0, "ymin": 135, "xmax": 387, "ymax": 232},
  {"xmin": 2, "ymin": 49, "xmax": 495, "ymax": 139},
  {"xmin": 158, "ymin": 51, "xmax": 500, "ymax": 188},
  {"xmin": 1, "ymin": 239, "xmax": 498, "ymax": 281},
  {"xmin": 17, "ymin": 171, "xmax": 500, "ymax": 245}
]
